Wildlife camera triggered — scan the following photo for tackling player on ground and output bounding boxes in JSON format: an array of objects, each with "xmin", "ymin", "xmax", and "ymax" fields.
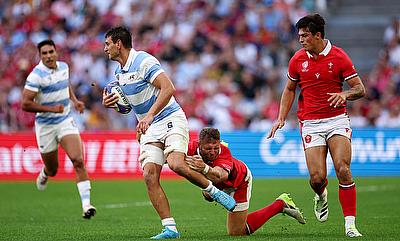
[
  {"xmin": 186, "ymin": 127, "xmax": 305, "ymax": 236},
  {"xmin": 267, "ymin": 14, "xmax": 365, "ymax": 237}
]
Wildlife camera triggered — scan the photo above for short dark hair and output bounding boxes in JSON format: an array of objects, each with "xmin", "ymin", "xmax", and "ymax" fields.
[
  {"xmin": 199, "ymin": 127, "xmax": 220, "ymax": 144},
  {"xmin": 295, "ymin": 13, "xmax": 326, "ymax": 38},
  {"xmin": 105, "ymin": 26, "xmax": 133, "ymax": 48},
  {"xmin": 37, "ymin": 39, "xmax": 56, "ymax": 53}
]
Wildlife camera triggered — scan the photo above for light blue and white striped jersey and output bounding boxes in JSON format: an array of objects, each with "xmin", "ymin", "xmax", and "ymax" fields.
[
  {"xmin": 24, "ymin": 61, "xmax": 71, "ymax": 125},
  {"xmin": 115, "ymin": 49, "xmax": 181, "ymax": 123}
]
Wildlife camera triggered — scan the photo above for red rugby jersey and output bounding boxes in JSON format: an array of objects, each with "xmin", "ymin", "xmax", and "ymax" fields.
[
  {"xmin": 287, "ymin": 40, "xmax": 358, "ymax": 120},
  {"xmin": 187, "ymin": 140, "xmax": 248, "ymax": 190}
]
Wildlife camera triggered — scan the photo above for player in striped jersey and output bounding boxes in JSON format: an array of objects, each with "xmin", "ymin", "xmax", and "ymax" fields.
[
  {"xmin": 102, "ymin": 26, "xmax": 236, "ymax": 239},
  {"xmin": 22, "ymin": 39, "xmax": 96, "ymax": 219}
]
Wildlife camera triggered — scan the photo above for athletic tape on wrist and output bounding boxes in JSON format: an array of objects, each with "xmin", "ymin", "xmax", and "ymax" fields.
[{"xmin": 202, "ymin": 164, "xmax": 210, "ymax": 175}]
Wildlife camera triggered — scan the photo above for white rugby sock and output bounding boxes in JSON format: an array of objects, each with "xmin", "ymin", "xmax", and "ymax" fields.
[
  {"xmin": 77, "ymin": 180, "xmax": 91, "ymax": 208},
  {"xmin": 345, "ymin": 216, "xmax": 356, "ymax": 230},
  {"xmin": 202, "ymin": 180, "xmax": 218, "ymax": 195},
  {"xmin": 40, "ymin": 167, "xmax": 48, "ymax": 177},
  {"xmin": 319, "ymin": 188, "xmax": 327, "ymax": 199},
  {"xmin": 161, "ymin": 217, "xmax": 177, "ymax": 232}
]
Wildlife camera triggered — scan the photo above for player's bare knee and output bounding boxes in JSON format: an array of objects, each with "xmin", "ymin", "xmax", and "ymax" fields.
[
  {"xmin": 71, "ymin": 157, "xmax": 85, "ymax": 171},
  {"xmin": 143, "ymin": 168, "xmax": 160, "ymax": 186},
  {"xmin": 310, "ymin": 174, "xmax": 325, "ymax": 185},
  {"xmin": 167, "ymin": 161, "xmax": 187, "ymax": 176},
  {"xmin": 336, "ymin": 165, "xmax": 352, "ymax": 182}
]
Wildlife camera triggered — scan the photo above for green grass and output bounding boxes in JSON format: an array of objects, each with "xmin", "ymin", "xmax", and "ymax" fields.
[{"xmin": 0, "ymin": 177, "xmax": 399, "ymax": 241}]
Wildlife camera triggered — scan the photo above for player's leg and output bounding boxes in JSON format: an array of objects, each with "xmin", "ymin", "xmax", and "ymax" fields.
[
  {"xmin": 139, "ymin": 143, "xmax": 179, "ymax": 239},
  {"xmin": 35, "ymin": 124, "xmax": 59, "ymax": 191},
  {"xmin": 60, "ymin": 134, "xmax": 88, "ymax": 181},
  {"xmin": 36, "ymin": 150, "xmax": 58, "ymax": 190},
  {"xmin": 60, "ymin": 133, "xmax": 95, "ymax": 219},
  {"xmin": 240, "ymin": 173, "xmax": 292, "ymax": 235},
  {"xmin": 328, "ymin": 135, "xmax": 362, "ymax": 237},
  {"xmin": 163, "ymin": 113, "xmax": 236, "ymax": 211},
  {"xmin": 304, "ymin": 146, "xmax": 329, "ymax": 222},
  {"xmin": 245, "ymin": 194, "xmax": 305, "ymax": 235},
  {"xmin": 226, "ymin": 173, "xmax": 251, "ymax": 235},
  {"xmin": 165, "ymin": 136, "xmax": 235, "ymax": 211},
  {"xmin": 227, "ymin": 210, "xmax": 248, "ymax": 235},
  {"xmin": 301, "ymin": 120, "xmax": 330, "ymax": 220}
]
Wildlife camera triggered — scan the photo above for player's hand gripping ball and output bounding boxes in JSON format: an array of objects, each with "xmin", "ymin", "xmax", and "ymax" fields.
[{"xmin": 106, "ymin": 81, "xmax": 132, "ymax": 114}]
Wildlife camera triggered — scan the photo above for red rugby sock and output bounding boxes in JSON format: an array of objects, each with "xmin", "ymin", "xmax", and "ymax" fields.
[{"xmin": 246, "ymin": 200, "xmax": 284, "ymax": 234}]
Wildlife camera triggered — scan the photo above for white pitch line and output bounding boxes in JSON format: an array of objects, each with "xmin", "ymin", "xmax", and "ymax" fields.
[
  {"xmin": 357, "ymin": 184, "xmax": 398, "ymax": 193},
  {"xmin": 102, "ymin": 201, "xmax": 152, "ymax": 209}
]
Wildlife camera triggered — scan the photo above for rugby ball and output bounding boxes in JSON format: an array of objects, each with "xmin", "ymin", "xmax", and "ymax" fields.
[{"xmin": 106, "ymin": 81, "xmax": 132, "ymax": 114}]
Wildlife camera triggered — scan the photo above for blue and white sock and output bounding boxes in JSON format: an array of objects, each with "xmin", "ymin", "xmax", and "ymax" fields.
[
  {"xmin": 161, "ymin": 217, "xmax": 178, "ymax": 232},
  {"xmin": 202, "ymin": 180, "xmax": 218, "ymax": 195}
]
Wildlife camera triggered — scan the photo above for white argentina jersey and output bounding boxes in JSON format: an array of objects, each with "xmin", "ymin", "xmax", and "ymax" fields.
[
  {"xmin": 24, "ymin": 61, "xmax": 71, "ymax": 125},
  {"xmin": 115, "ymin": 49, "xmax": 181, "ymax": 123}
]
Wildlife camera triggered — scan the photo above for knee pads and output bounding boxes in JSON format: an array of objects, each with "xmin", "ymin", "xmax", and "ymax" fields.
[{"xmin": 138, "ymin": 144, "xmax": 165, "ymax": 168}]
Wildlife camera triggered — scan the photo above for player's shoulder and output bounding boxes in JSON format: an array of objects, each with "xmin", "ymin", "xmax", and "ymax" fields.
[
  {"xmin": 289, "ymin": 49, "xmax": 308, "ymax": 65},
  {"xmin": 329, "ymin": 44, "xmax": 349, "ymax": 57},
  {"xmin": 29, "ymin": 63, "xmax": 46, "ymax": 79},
  {"xmin": 57, "ymin": 61, "xmax": 69, "ymax": 70},
  {"xmin": 292, "ymin": 49, "xmax": 308, "ymax": 60},
  {"xmin": 187, "ymin": 140, "xmax": 199, "ymax": 155},
  {"xmin": 137, "ymin": 50, "xmax": 158, "ymax": 62},
  {"xmin": 220, "ymin": 143, "xmax": 232, "ymax": 156},
  {"xmin": 134, "ymin": 50, "xmax": 160, "ymax": 69}
]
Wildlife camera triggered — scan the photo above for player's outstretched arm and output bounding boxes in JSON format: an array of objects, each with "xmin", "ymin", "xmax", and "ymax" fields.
[
  {"xmin": 185, "ymin": 155, "xmax": 228, "ymax": 184},
  {"xmin": 21, "ymin": 89, "xmax": 64, "ymax": 113}
]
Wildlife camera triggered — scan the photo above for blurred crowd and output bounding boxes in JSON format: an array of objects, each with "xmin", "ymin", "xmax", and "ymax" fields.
[{"xmin": 0, "ymin": 0, "xmax": 399, "ymax": 133}]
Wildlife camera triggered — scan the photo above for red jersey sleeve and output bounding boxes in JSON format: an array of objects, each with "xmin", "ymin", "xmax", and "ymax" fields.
[
  {"xmin": 212, "ymin": 145, "xmax": 234, "ymax": 173},
  {"xmin": 287, "ymin": 52, "xmax": 301, "ymax": 82},
  {"xmin": 338, "ymin": 48, "xmax": 358, "ymax": 81},
  {"xmin": 187, "ymin": 140, "xmax": 198, "ymax": 156}
]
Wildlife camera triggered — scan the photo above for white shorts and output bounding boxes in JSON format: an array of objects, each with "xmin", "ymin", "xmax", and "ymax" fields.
[
  {"xmin": 300, "ymin": 113, "xmax": 352, "ymax": 149},
  {"xmin": 224, "ymin": 167, "xmax": 252, "ymax": 212},
  {"xmin": 35, "ymin": 117, "xmax": 80, "ymax": 153},
  {"xmin": 139, "ymin": 109, "xmax": 189, "ymax": 168}
]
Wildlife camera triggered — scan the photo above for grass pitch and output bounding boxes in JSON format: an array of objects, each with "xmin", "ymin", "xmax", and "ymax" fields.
[{"xmin": 0, "ymin": 177, "xmax": 399, "ymax": 241}]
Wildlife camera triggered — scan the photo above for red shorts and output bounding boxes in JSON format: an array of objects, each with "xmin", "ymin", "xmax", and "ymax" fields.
[{"xmin": 223, "ymin": 167, "xmax": 252, "ymax": 212}]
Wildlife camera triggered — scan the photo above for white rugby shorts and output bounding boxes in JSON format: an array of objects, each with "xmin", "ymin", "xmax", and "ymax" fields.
[
  {"xmin": 300, "ymin": 113, "xmax": 352, "ymax": 149},
  {"xmin": 139, "ymin": 109, "xmax": 189, "ymax": 167},
  {"xmin": 35, "ymin": 117, "xmax": 80, "ymax": 153}
]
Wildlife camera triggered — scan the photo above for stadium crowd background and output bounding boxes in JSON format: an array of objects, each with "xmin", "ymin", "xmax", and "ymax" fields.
[{"xmin": 0, "ymin": 0, "xmax": 399, "ymax": 132}]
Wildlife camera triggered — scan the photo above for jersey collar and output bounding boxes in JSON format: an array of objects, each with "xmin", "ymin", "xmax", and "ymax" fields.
[
  {"xmin": 121, "ymin": 48, "xmax": 138, "ymax": 72},
  {"xmin": 306, "ymin": 39, "xmax": 332, "ymax": 58},
  {"xmin": 38, "ymin": 60, "xmax": 58, "ymax": 72}
]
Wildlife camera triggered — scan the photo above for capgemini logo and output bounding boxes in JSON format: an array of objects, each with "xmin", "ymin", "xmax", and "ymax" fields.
[{"xmin": 259, "ymin": 131, "xmax": 334, "ymax": 175}]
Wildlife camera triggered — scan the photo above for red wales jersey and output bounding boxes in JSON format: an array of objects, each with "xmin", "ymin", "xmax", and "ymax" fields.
[
  {"xmin": 287, "ymin": 40, "xmax": 358, "ymax": 120},
  {"xmin": 187, "ymin": 140, "xmax": 248, "ymax": 190}
]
